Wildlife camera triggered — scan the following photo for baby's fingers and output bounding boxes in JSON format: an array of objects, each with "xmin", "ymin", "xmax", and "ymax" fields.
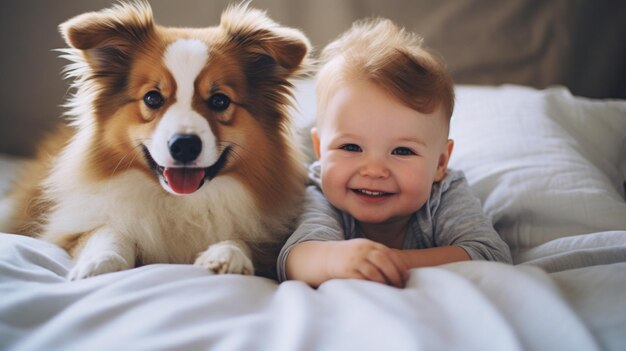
[
  {"xmin": 356, "ymin": 262, "xmax": 388, "ymax": 285},
  {"xmin": 368, "ymin": 251, "xmax": 406, "ymax": 288},
  {"xmin": 389, "ymin": 252, "xmax": 410, "ymax": 282}
]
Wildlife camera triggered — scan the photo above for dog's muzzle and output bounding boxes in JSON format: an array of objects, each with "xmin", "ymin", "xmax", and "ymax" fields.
[{"xmin": 143, "ymin": 135, "xmax": 231, "ymax": 195}]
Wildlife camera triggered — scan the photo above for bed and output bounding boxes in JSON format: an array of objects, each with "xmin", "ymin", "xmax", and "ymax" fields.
[
  {"xmin": 2, "ymin": 1, "xmax": 626, "ymax": 349},
  {"xmin": 1, "ymin": 80, "xmax": 625, "ymax": 350}
]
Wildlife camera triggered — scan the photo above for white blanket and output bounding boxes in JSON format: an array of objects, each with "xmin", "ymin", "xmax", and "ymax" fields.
[{"xmin": 1, "ymin": 233, "xmax": 614, "ymax": 351}]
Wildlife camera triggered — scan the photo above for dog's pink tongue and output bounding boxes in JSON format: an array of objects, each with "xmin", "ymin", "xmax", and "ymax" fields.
[{"xmin": 163, "ymin": 168, "xmax": 205, "ymax": 194}]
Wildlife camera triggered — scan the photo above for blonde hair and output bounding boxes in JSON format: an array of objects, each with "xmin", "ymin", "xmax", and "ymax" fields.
[{"xmin": 315, "ymin": 18, "xmax": 454, "ymax": 128}]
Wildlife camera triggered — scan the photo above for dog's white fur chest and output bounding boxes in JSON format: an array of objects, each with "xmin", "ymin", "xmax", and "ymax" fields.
[{"xmin": 43, "ymin": 170, "xmax": 262, "ymax": 264}]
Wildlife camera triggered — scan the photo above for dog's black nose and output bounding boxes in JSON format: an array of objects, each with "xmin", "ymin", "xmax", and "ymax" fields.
[{"xmin": 168, "ymin": 134, "xmax": 202, "ymax": 163}]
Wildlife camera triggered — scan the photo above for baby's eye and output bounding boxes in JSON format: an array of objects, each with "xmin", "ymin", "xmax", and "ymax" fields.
[
  {"xmin": 340, "ymin": 144, "xmax": 362, "ymax": 152},
  {"xmin": 392, "ymin": 147, "xmax": 416, "ymax": 156}
]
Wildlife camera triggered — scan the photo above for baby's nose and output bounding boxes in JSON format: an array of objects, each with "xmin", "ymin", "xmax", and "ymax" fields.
[{"xmin": 359, "ymin": 157, "xmax": 390, "ymax": 178}]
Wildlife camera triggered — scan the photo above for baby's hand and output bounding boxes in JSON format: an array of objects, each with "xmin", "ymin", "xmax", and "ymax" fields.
[{"xmin": 327, "ymin": 238, "xmax": 409, "ymax": 288}]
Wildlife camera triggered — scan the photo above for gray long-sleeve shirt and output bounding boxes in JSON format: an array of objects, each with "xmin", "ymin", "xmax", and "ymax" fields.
[{"xmin": 277, "ymin": 163, "xmax": 512, "ymax": 282}]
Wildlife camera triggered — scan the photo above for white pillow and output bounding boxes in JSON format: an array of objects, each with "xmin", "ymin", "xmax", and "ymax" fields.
[{"xmin": 449, "ymin": 85, "xmax": 626, "ymax": 256}]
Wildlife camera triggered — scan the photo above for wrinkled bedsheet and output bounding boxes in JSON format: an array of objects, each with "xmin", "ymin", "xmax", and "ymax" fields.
[{"xmin": 2, "ymin": 233, "xmax": 624, "ymax": 351}]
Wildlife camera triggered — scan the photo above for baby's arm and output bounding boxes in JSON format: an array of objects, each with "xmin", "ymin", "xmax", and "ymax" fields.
[
  {"xmin": 278, "ymin": 186, "xmax": 408, "ymax": 287},
  {"xmin": 433, "ymin": 171, "xmax": 513, "ymax": 263},
  {"xmin": 393, "ymin": 246, "xmax": 470, "ymax": 269},
  {"xmin": 287, "ymin": 238, "xmax": 408, "ymax": 288},
  {"xmin": 277, "ymin": 186, "xmax": 344, "ymax": 282}
]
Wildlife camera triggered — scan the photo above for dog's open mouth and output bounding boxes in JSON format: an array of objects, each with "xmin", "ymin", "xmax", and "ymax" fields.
[
  {"xmin": 142, "ymin": 145, "xmax": 232, "ymax": 195},
  {"xmin": 163, "ymin": 168, "xmax": 206, "ymax": 194}
]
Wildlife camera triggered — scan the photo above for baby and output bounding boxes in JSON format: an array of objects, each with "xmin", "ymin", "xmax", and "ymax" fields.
[{"xmin": 278, "ymin": 19, "xmax": 511, "ymax": 288}]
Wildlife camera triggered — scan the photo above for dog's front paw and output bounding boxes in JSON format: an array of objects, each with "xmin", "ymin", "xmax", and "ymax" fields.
[
  {"xmin": 67, "ymin": 251, "xmax": 130, "ymax": 280},
  {"xmin": 195, "ymin": 241, "xmax": 254, "ymax": 275}
]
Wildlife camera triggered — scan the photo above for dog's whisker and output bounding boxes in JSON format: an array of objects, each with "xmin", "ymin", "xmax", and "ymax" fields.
[
  {"xmin": 110, "ymin": 143, "xmax": 145, "ymax": 176},
  {"xmin": 219, "ymin": 141, "xmax": 245, "ymax": 162},
  {"xmin": 230, "ymin": 149, "xmax": 244, "ymax": 162},
  {"xmin": 124, "ymin": 147, "xmax": 142, "ymax": 172}
]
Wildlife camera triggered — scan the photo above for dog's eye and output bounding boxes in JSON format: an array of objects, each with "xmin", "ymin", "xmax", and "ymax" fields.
[
  {"xmin": 207, "ymin": 93, "xmax": 231, "ymax": 112},
  {"xmin": 143, "ymin": 91, "xmax": 164, "ymax": 109}
]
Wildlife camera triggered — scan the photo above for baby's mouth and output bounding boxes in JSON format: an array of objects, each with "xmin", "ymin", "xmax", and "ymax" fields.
[{"xmin": 353, "ymin": 189, "xmax": 392, "ymax": 197}]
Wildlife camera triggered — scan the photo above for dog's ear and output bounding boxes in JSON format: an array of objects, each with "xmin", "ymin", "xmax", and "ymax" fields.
[
  {"xmin": 59, "ymin": 1, "xmax": 155, "ymax": 67},
  {"xmin": 60, "ymin": 1, "xmax": 154, "ymax": 50},
  {"xmin": 220, "ymin": 4, "xmax": 312, "ymax": 75}
]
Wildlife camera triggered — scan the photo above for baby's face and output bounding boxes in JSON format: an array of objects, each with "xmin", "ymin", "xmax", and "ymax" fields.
[{"xmin": 314, "ymin": 79, "xmax": 451, "ymax": 225}]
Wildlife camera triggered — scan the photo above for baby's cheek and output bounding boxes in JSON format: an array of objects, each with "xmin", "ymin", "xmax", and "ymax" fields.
[
  {"xmin": 319, "ymin": 162, "xmax": 339, "ymax": 186},
  {"xmin": 404, "ymin": 180, "xmax": 431, "ymax": 209},
  {"xmin": 320, "ymin": 175, "xmax": 345, "ymax": 208}
]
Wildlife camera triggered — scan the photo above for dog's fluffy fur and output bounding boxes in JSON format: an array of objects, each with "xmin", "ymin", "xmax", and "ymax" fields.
[{"xmin": 0, "ymin": 1, "xmax": 310, "ymax": 280}]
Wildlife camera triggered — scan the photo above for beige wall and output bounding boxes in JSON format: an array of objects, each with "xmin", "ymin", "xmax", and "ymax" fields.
[{"xmin": 1, "ymin": 0, "xmax": 624, "ymax": 156}]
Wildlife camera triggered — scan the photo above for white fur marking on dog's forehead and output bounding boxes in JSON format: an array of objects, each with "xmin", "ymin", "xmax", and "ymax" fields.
[
  {"xmin": 150, "ymin": 39, "xmax": 217, "ymax": 170},
  {"xmin": 164, "ymin": 39, "xmax": 209, "ymax": 104}
]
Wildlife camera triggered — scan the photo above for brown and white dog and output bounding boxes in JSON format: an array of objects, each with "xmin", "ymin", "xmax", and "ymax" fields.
[{"xmin": 0, "ymin": 1, "xmax": 310, "ymax": 280}]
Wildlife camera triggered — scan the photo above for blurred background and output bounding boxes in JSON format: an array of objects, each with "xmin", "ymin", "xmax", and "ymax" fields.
[{"xmin": 0, "ymin": 0, "xmax": 624, "ymax": 157}]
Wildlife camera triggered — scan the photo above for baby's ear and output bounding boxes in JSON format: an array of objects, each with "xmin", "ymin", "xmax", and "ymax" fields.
[
  {"xmin": 311, "ymin": 128, "xmax": 321, "ymax": 160},
  {"xmin": 434, "ymin": 139, "xmax": 454, "ymax": 182}
]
